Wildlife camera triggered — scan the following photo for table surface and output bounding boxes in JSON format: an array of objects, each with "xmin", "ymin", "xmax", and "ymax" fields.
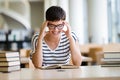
[{"xmin": 0, "ymin": 66, "xmax": 120, "ymax": 80}]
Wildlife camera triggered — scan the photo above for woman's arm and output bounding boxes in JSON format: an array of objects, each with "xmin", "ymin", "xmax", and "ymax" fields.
[
  {"xmin": 32, "ymin": 21, "xmax": 48, "ymax": 68},
  {"xmin": 68, "ymin": 36, "xmax": 82, "ymax": 66},
  {"xmin": 63, "ymin": 22, "xmax": 82, "ymax": 66}
]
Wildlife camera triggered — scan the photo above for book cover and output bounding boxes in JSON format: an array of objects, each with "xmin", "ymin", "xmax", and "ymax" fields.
[
  {"xmin": 0, "ymin": 60, "xmax": 20, "ymax": 66},
  {"xmin": 0, "ymin": 57, "xmax": 20, "ymax": 62},
  {"xmin": 0, "ymin": 51, "xmax": 19, "ymax": 58},
  {"xmin": 0, "ymin": 65, "xmax": 21, "ymax": 72},
  {"xmin": 39, "ymin": 64, "xmax": 79, "ymax": 69},
  {"xmin": 104, "ymin": 52, "xmax": 120, "ymax": 59}
]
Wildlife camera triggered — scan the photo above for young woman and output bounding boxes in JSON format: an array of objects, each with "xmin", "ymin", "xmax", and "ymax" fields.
[{"xmin": 30, "ymin": 6, "xmax": 82, "ymax": 68}]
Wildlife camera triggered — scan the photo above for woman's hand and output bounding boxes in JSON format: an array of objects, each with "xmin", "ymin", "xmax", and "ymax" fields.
[
  {"xmin": 62, "ymin": 21, "xmax": 72, "ymax": 38},
  {"xmin": 63, "ymin": 21, "xmax": 82, "ymax": 66},
  {"xmin": 39, "ymin": 21, "xmax": 48, "ymax": 39},
  {"xmin": 32, "ymin": 21, "xmax": 48, "ymax": 68}
]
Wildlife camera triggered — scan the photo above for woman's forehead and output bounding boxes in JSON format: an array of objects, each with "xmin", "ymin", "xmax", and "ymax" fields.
[{"xmin": 48, "ymin": 20, "xmax": 64, "ymax": 24}]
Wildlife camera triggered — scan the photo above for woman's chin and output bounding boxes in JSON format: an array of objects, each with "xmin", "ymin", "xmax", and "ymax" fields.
[{"xmin": 52, "ymin": 32, "xmax": 61, "ymax": 35}]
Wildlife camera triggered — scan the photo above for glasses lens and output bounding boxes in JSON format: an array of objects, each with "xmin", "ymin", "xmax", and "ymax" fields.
[
  {"xmin": 48, "ymin": 24, "xmax": 64, "ymax": 30},
  {"xmin": 48, "ymin": 24, "xmax": 54, "ymax": 29},
  {"xmin": 57, "ymin": 24, "xmax": 64, "ymax": 29}
]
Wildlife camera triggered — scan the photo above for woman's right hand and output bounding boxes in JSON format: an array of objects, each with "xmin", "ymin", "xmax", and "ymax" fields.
[
  {"xmin": 39, "ymin": 21, "xmax": 48, "ymax": 39},
  {"xmin": 32, "ymin": 21, "xmax": 48, "ymax": 68}
]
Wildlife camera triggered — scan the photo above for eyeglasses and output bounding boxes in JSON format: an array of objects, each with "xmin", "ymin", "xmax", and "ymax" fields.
[{"xmin": 48, "ymin": 23, "xmax": 64, "ymax": 30}]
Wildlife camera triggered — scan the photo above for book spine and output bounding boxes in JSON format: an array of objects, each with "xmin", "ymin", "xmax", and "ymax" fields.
[
  {"xmin": 0, "ymin": 52, "xmax": 19, "ymax": 58},
  {"xmin": 0, "ymin": 60, "xmax": 20, "ymax": 66},
  {"xmin": 104, "ymin": 54, "xmax": 120, "ymax": 58},
  {"xmin": 0, "ymin": 57, "xmax": 20, "ymax": 62}
]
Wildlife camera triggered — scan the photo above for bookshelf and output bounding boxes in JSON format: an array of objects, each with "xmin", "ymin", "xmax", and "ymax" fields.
[
  {"xmin": 0, "ymin": 40, "xmax": 31, "ymax": 51},
  {"xmin": 0, "ymin": 30, "xmax": 33, "ymax": 51}
]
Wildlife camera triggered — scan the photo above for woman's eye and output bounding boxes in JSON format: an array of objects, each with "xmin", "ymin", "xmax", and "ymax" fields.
[
  {"xmin": 49, "ymin": 25, "xmax": 54, "ymax": 27},
  {"xmin": 50, "ymin": 26, "xmax": 54, "ymax": 27}
]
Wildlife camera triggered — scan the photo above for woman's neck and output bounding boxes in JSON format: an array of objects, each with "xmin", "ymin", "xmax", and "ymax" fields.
[{"xmin": 45, "ymin": 33, "xmax": 61, "ymax": 42}]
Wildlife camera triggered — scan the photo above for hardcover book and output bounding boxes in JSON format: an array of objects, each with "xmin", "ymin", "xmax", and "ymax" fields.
[
  {"xmin": 104, "ymin": 52, "xmax": 120, "ymax": 59},
  {"xmin": 0, "ymin": 51, "xmax": 21, "ymax": 72},
  {"xmin": 0, "ymin": 60, "xmax": 20, "ymax": 66},
  {"xmin": 0, "ymin": 65, "xmax": 21, "ymax": 72},
  {"xmin": 0, "ymin": 51, "xmax": 19, "ymax": 58},
  {"xmin": 0, "ymin": 57, "xmax": 20, "ymax": 62},
  {"xmin": 101, "ymin": 63, "xmax": 120, "ymax": 67},
  {"xmin": 101, "ymin": 58, "xmax": 120, "ymax": 62}
]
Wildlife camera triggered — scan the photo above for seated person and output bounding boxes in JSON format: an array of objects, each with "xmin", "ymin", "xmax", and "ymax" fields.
[{"xmin": 30, "ymin": 6, "xmax": 82, "ymax": 68}]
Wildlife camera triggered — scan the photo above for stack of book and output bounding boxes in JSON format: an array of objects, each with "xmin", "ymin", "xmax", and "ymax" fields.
[
  {"xmin": 101, "ymin": 52, "xmax": 120, "ymax": 67},
  {"xmin": 0, "ymin": 51, "xmax": 21, "ymax": 72}
]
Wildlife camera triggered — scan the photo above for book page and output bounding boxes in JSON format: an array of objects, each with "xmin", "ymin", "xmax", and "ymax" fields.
[
  {"xmin": 39, "ymin": 64, "xmax": 79, "ymax": 70},
  {"xmin": 60, "ymin": 64, "xmax": 79, "ymax": 69}
]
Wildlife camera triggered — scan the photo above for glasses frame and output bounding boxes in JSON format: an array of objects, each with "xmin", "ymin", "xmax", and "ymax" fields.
[{"xmin": 47, "ymin": 23, "xmax": 64, "ymax": 30}]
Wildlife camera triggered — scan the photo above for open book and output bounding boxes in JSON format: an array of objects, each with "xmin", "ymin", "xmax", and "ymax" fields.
[{"xmin": 39, "ymin": 64, "xmax": 79, "ymax": 69}]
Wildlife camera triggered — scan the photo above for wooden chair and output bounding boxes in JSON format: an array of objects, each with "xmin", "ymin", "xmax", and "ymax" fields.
[
  {"xmin": 20, "ymin": 49, "xmax": 34, "ymax": 68},
  {"xmin": 80, "ymin": 43, "xmax": 103, "ymax": 56},
  {"xmin": 96, "ymin": 51, "xmax": 104, "ymax": 65},
  {"xmin": 89, "ymin": 47, "xmax": 103, "ymax": 64}
]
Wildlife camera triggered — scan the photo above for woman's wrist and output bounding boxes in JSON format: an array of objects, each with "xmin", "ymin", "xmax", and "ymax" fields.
[
  {"xmin": 67, "ymin": 35, "xmax": 73, "ymax": 40},
  {"xmin": 39, "ymin": 30, "xmax": 46, "ymax": 39}
]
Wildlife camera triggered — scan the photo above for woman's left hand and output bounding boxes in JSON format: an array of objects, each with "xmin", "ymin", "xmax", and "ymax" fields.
[{"xmin": 62, "ymin": 21, "xmax": 72, "ymax": 38}]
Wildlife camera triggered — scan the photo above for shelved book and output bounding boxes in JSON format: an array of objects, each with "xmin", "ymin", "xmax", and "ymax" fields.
[
  {"xmin": 39, "ymin": 64, "xmax": 79, "ymax": 70},
  {"xmin": 0, "ymin": 51, "xmax": 21, "ymax": 72},
  {"xmin": 101, "ymin": 52, "xmax": 120, "ymax": 67}
]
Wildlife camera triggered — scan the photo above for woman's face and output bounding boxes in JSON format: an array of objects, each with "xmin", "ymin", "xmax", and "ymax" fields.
[{"xmin": 47, "ymin": 20, "xmax": 64, "ymax": 35}]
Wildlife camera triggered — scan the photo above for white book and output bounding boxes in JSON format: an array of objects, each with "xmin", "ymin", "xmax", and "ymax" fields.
[
  {"xmin": 0, "ymin": 65, "xmax": 21, "ymax": 72},
  {"xmin": 0, "ymin": 60, "xmax": 20, "ymax": 66},
  {"xmin": 101, "ymin": 58, "xmax": 120, "ymax": 62},
  {"xmin": 104, "ymin": 52, "xmax": 120, "ymax": 59},
  {"xmin": 0, "ymin": 57, "xmax": 20, "ymax": 62},
  {"xmin": 101, "ymin": 58, "xmax": 120, "ymax": 67},
  {"xmin": 0, "ymin": 51, "xmax": 19, "ymax": 58}
]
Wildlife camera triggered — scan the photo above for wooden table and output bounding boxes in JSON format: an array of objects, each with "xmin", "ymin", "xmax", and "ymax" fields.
[
  {"xmin": 0, "ymin": 66, "xmax": 120, "ymax": 80},
  {"xmin": 20, "ymin": 56, "xmax": 93, "ymax": 68}
]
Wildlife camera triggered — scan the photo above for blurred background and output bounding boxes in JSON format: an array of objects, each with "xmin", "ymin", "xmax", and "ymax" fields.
[{"xmin": 0, "ymin": 0, "xmax": 120, "ymax": 51}]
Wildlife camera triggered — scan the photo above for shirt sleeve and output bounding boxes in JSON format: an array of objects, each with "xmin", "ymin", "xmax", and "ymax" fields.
[
  {"xmin": 71, "ymin": 32, "xmax": 79, "ymax": 42},
  {"xmin": 30, "ymin": 32, "xmax": 39, "ymax": 58}
]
